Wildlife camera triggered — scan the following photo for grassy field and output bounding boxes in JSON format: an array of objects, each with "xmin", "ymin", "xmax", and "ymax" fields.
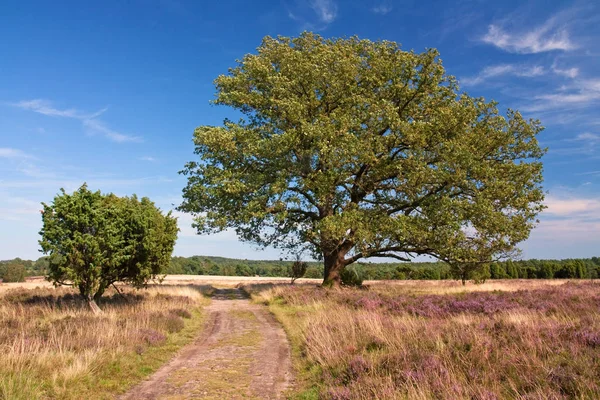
[
  {"xmin": 3, "ymin": 277, "xmax": 600, "ymax": 399},
  {"xmin": 0, "ymin": 283, "xmax": 210, "ymax": 400},
  {"xmin": 247, "ymin": 279, "xmax": 600, "ymax": 399}
]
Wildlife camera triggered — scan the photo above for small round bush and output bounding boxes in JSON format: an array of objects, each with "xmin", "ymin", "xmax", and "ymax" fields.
[
  {"xmin": 138, "ymin": 328, "xmax": 167, "ymax": 346},
  {"xmin": 0, "ymin": 263, "xmax": 26, "ymax": 283},
  {"xmin": 164, "ymin": 315, "xmax": 185, "ymax": 333}
]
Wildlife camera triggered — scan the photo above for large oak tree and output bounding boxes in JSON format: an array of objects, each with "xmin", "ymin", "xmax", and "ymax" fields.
[{"xmin": 179, "ymin": 33, "xmax": 545, "ymax": 287}]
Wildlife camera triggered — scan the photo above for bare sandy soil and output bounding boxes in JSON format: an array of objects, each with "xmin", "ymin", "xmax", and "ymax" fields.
[
  {"xmin": 0, "ymin": 275, "xmax": 321, "ymax": 293},
  {"xmin": 121, "ymin": 288, "xmax": 292, "ymax": 400},
  {"xmin": 1, "ymin": 275, "xmax": 569, "ymax": 294}
]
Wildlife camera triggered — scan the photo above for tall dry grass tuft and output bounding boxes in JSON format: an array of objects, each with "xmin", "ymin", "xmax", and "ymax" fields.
[
  {"xmin": 250, "ymin": 281, "xmax": 600, "ymax": 399},
  {"xmin": 0, "ymin": 284, "xmax": 208, "ymax": 400}
]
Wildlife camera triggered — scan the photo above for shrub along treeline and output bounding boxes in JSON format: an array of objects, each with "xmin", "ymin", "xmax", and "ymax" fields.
[{"xmin": 2, "ymin": 255, "xmax": 600, "ymax": 282}]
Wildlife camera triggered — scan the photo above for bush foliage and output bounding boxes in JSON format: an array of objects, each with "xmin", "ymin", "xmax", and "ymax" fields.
[{"xmin": 38, "ymin": 184, "xmax": 178, "ymax": 311}]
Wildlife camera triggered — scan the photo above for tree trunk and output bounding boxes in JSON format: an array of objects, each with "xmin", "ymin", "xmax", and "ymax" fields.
[
  {"xmin": 86, "ymin": 295, "xmax": 102, "ymax": 314},
  {"xmin": 322, "ymin": 250, "xmax": 346, "ymax": 288}
]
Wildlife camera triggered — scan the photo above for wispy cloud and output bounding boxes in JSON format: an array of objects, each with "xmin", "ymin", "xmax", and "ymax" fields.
[
  {"xmin": 551, "ymin": 62, "xmax": 579, "ymax": 78},
  {"xmin": 309, "ymin": 0, "xmax": 337, "ymax": 23},
  {"xmin": 0, "ymin": 195, "xmax": 42, "ymax": 223},
  {"xmin": 371, "ymin": 4, "xmax": 392, "ymax": 15},
  {"xmin": 577, "ymin": 170, "xmax": 600, "ymax": 176},
  {"xmin": 481, "ymin": 14, "xmax": 577, "ymax": 54},
  {"xmin": 16, "ymin": 162, "xmax": 57, "ymax": 179},
  {"xmin": 523, "ymin": 78, "xmax": 600, "ymax": 112},
  {"xmin": 508, "ymin": 190, "xmax": 600, "ymax": 256},
  {"xmin": 574, "ymin": 132, "xmax": 600, "ymax": 143},
  {"xmin": 82, "ymin": 119, "xmax": 142, "ymax": 143},
  {"xmin": 139, "ymin": 156, "xmax": 156, "ymax": 162},
  {"xmin": 546, "ymin": 132, "xmax": 600, "ymax": 157},
  {"xmin": 11, "ymin": 99, "xmax": 141, "ymax": 143},
  {"xmin": 530, "ymin": 218, "xmax": 600, "ymax": 247},
  {"xmin": 11, "ymin": 99, "xmax": 103, "ymax": 119},
  {"xmin": 461, "ymin": 64, "xmax": 545, "ymax": 86},
  {"xmin": 545, "ymin": 195, "xmax": 600, "ymax": 217},
  {"xmin": 172, "ymin": 210, "xmax": 240, "ymax": 240},
  {"xmin": 0, "ymin": 148, "xmax": 35, "ymax": 159}
]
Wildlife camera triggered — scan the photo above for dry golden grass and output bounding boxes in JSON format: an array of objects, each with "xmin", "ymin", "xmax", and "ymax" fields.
[{"xmin": 0, "ymin": 284, "xmax": 210, "ymax": 400}]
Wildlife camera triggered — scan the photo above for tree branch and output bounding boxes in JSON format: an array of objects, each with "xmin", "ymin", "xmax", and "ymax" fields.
[
  {"xmin": 344, "ymin": 245, "xmax": 434, "ymax": 265},
  {"xmin": 287, "ymin": 187, "xmax": 319, "ymax": 209}
]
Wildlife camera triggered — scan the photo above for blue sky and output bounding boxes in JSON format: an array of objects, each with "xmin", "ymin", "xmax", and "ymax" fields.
[{"xmin": 1, "ymin": 0, "xmax": 599, "ymax": 261}]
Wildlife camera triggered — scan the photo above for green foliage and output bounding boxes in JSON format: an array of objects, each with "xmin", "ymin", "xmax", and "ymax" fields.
[
  {"xmin": 179, "ymin": 32, "xmax": 546, "ymax": 285},
  {"xmin": 0, "ymin": 262, "xmax": 26, "ymax": 282},
  {"xmin": 3, "ymin": 253, "xmax": 599, "ymax": 282},
  {"xmin": 505, "ymin": 260, "xmax": 519, "ymax": 279},
  {"xmin": 555, "ymin": 261, "xmax": 586, "ymax": 279},
  {"xmin": 32, "ymin": 256, "xmax": 50, "ymax": 275},
  {"xmin": 235, "ymin": 264, "xmax": 253, "ymax": 276},
  {"xmin": 449, "ymin": 262, "xmax": 490, "ymax": 285},
  {"xmin": 304, "ymin": 266, "xmax": 323, "ymax": 279},
  {"xmin": 38, "ymin": 184, "xmax": 178, "ymax": 303},
  {"xmin": 289, "ymin": 260, "xmax": 308, "ymax": 284},
  {"xmin": 471, "ymin": 264, "xmax": 491, "ymax": 284},
  {"xmin": 168, "ymin": 256, "xmax": 207, "ymax": 275},
  {"xmin": 340, "ymin": 266, "xmax": 364, "ymax": 287},
  {"xmin": 413, "ymin": 266, "xmax": 442, "ymax": 280}
]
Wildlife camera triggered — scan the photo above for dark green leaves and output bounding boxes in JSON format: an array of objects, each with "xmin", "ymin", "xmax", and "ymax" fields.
[{"xmin": 39, "ymin": 184, "xmax": 178, "ymax": 301}]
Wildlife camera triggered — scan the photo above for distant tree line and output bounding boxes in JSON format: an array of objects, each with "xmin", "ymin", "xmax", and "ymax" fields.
[
  {"xmin": 2, "ymin": 256, "xmax": 599, "ymax": 283},
  {"xmin": 0, "ymin": 257, "xmax": 50, "ymax": 282},
  {"xmin": 167, "ymin": 256, "xmax": 600, "ymax": 281}
]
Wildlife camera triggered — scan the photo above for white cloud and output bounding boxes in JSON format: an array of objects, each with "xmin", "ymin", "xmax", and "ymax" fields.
[
  {"xmin": 310, "ymin": 0, "xmax": 337, "ymax": 23},
  {"xmin": 139, "ymin": 156, "xmax": 156, "ymax": 162},
  {"xmin": 529, "ymin": 195, "xmax": 600, "ymax": 251},
  {"xmin": 17, "ymin": 162, "xmax": 57, "ymax": 179},
  {"xmin": 83, "ymin": 119, "xmax": 142, "ymax": 143},
  {"xmin": 529, "ymin": 219, "xmax": 600, "ymax": 249},
  {"xmin": 544, "ymin": 196, "xmax": 600, "ymax": 217},
  {"xmin": 171, "ymin": 210, "xmax": 239, "ymax": 241},
  {"xmin": 371, "ymin": 4, "xmax": 392, "ymax": 15},
  {"xmin": 481, "ymin": 15, "xmax": 577, "ymax": 54},
  {"xmin": 577, "ymin": 170, "xmax": 600, "ymax": 176},
  {"xmin": 546, "ymin": 132, "xmax": 600, "ymax": 157},
  {"xmin": 12, "ymin": 99, "xmax": 107, "ymax": 119},
  {"xmin": 461, "ymin": 64, "xmax": 545, "ymax": 86},
  {"xmin": 574, "ymin": 132, "xmax": 600, "ymax": 143},
  {"xmin": 0, "ymin": 148, "xmax": 34, "ymax": 159},
  {"xmin": 524, "ymin": 78, "xmax": 600, "ymax": 112},
  {"xmin": 0, "ymin": 195, "xmax": 41, "ymax": 223},
  {"xmin": 11, "ymin": 99, "xmax": 140, "ymax": 143},
  {"xmin": 552, "ymin": 64, "xmax": 579, "ymax": 79}
]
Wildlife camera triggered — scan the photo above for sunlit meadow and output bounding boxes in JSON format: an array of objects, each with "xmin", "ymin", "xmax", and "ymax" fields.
[
  {"xmin": 0, "ymin": 284, "xmax": 209, "ymax": 400},
  {"xmin": 249, "ymin": 280, "xmax": 600, "ymax": 399}
]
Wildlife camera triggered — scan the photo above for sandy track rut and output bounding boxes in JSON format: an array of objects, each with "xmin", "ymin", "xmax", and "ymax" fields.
[{"xmin": 121, "ymin": 288, "xmax": 292, "ymax": 399}]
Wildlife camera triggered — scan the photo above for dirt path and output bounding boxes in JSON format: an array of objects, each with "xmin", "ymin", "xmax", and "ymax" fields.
[{"xmin": 121, "ymin": 288, "xmax": 292, "ymax": 400}]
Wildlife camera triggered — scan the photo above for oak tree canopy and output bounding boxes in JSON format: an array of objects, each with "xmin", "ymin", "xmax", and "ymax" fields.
[{"xmin": 179, "ymin": 33, "xmax": 545, "ymax": 287}]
